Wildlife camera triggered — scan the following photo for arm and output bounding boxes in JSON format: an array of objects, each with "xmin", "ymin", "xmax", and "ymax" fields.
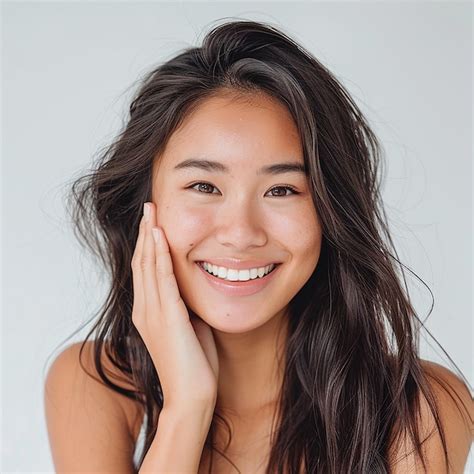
[
  {"xmin": 388, "ymin": 360, "xmax": 473, "ymax": 473},
  {"xmin": 139, "ymin": 405, "xmax": 214, "ymax": 473}
]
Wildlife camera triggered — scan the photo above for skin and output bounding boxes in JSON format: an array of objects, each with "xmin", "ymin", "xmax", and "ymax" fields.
[
  {"xmin": 150, "ymin": 90, "xmax": 323, "ymax": 427},
  {"xmin": 44, "ymin": 89, "xmax": 471, "ymax": 473}
]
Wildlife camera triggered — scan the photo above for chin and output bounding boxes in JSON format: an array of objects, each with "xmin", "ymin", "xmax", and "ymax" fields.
[{"xmin": 187, "ymin": 303, "xmax": 284, "ymax": 335}]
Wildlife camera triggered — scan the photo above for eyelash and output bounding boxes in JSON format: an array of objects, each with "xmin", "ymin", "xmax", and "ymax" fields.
[{"xmin": 186, "ymin": 182, "xmax": 300, "ymax": 197}]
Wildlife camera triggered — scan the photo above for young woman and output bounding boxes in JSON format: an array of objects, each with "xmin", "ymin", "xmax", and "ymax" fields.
[{"xmin": 44, "ymin": 20, "xmax": 472, "ymax": 473}]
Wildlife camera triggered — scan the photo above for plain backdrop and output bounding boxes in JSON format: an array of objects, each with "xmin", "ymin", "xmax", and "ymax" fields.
[{"xmin": 2, "ymin": 1, "xmax": 472, "ymax": 472}]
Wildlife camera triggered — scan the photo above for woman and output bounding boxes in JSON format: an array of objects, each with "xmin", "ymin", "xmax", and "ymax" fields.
[{"xmin": 44, "ymin": 20, "xmax": 472, "ymax": 473}]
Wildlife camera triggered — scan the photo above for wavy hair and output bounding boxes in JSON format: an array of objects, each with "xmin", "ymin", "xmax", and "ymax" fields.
[{"xmin": 65, "ymin": 19, "xmax": 470, "ymax": 473}]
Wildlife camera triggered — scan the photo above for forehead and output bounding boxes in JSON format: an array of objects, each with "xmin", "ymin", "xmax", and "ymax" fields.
[{"xmin": 156, "ymin": 91, "xmax": 304, "ymax": 173}]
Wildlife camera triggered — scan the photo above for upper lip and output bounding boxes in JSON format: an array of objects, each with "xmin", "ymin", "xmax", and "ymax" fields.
[{"xmin": 196, "ymin": 257, "xmax": 281, "ymax": 270}]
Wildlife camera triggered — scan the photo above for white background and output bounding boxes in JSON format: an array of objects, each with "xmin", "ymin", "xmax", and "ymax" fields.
[{"xmin": 2, "ymin": 1, "xmax": 472, "ymax": 472}]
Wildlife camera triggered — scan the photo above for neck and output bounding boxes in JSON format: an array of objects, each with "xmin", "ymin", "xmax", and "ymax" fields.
[{"xmin": 212, "ymin": 308, "xmax": 289, "ymax": 418}]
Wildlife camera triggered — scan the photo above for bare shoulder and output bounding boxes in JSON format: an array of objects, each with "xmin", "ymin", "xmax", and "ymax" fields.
[
  {"xmin": 420, "ymin": 359, "xmax": 472, "ymax": 435},
  {"xmin": 44, "ymin": 339, "xmax": 145, "ymax": 472},
  {"xmin": 389, "ymin": 358, "xmax": 473, "ymax": 473}
]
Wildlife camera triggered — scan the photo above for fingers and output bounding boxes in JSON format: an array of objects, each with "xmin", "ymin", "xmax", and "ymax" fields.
[
  {"xmin": 132, "ymin": 201, "xmax": 186, "ymax": 329},
  {"xmin": 146, "ymin": 204, "xmax": 189, "ymax": 321},
  {"xmin": 151, "ymin": 210, "xmax": 184, "ymax": 310},
  {"xmin": 131, "ymin": 215, "xmax": 146, "ymax": 315},
  {"xmin": 142, "ymin": 203, "xmax": 161, "ymax": 312}
]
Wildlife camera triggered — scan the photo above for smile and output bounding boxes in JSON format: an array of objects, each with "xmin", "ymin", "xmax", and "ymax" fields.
[
  {"xmin": 197, "ymin": 261, "xmax": 277, "ymax": 281},
  {"xmin": 195, "ymin": 262, "xmax": 282, "ymax": 297}
]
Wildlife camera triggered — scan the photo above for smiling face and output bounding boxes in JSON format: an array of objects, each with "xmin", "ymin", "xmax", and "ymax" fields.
[{"xmin": 151, "ymin": 90, "xmax": 323, "ymax": 333}]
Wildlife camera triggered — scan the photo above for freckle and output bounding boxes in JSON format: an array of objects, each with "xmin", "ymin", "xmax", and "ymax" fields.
[
  {"xmin": 189, "ymin": 243, "xmax": 194, "ymax": 247},
  {"xmin": 226, "ymin": 313, "xmax": 230, "ymax": 317}
]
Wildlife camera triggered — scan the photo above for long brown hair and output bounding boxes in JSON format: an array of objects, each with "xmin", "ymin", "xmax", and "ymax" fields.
[{"xmin": 64, "ymin": 19, "xmax": 470, "ymax": 472}]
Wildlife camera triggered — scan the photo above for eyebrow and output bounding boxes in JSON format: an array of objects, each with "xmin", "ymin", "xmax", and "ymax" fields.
[{"xmin": 173, "ymin": 158, "xmax": 307, "ymax": 176}]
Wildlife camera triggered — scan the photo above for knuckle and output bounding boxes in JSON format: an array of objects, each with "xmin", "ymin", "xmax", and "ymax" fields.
[
  {"xmin": 131, "ymin": 256, "xmax": 140, "ymax": 270},
  {"xmin": 162, "ymin": 275, "xmax": 182, "ymax": 304},
  {"xmin": 163, "ymin": 273, "xmax": 176, "ymax": 289},
  {"xmin": 139, "ymin": 255, "xmax": 154, "ymax": 271},
  {"xmin": 155, "ymin": 266, "xmax": 166, "ymax": 277},
  {"xmin": 131, "ymin": 311, "xmax": 144, "ymax": 328}
]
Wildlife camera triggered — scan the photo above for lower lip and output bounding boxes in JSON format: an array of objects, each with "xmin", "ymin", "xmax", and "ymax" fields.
[{"xmin": 196, "ymin": 262, "xmax": 281, "ymax": 297}]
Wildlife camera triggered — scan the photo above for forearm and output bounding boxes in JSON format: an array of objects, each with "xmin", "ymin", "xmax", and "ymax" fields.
[{"xmin": 138, "ymin": 405, "xmax": 214, "ymax": 473}]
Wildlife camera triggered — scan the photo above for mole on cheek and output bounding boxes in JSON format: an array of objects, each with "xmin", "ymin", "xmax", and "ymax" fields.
[{"xmin": 189, "ymin": 243, "xmax": 194, "ymax": 247}]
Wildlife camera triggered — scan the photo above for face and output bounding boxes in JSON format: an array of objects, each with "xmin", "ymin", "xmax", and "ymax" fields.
[{"xmin": 151, "ymin": 91, "xmax": 323, "ymax": 333}]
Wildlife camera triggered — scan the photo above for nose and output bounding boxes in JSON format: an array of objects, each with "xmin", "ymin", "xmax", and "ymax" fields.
[{"xmin": 214, "ymin": 199, "xmax": 268, "ymax": 251}]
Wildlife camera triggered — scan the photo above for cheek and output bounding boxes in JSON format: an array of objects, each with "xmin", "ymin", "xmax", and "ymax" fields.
[
  {"xmin": 302, "ymin": 228, "xmax": 323, "ymax": 269},
  {"xmin": 271, "ymin": 203, "xmax": 321, "ymax": 246},
  {"xmin": 158, "ymin": 204, "xmax": 211, "ymax": 253},
  {"xmin": 158, "ymin": 198, "xmax": 321, "ymax": 260},
  {"xmin": 284, "ymin": 206, "xmax": 323, "ymax": 269}
]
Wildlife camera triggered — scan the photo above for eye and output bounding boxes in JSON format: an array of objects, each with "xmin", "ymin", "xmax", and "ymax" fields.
[
  {"xmin": 267, "ymin": 185, "xmax": 300, "ymax": 197},
  {"xmin": 187, "ymin": 182, "xmax": 300, "ymax": 197},
  {"xmin": 188, "ymin": 182, "xmax": 219, "ymax": 194}
]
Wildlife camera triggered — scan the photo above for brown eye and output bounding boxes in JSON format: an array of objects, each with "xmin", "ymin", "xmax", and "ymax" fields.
[
  {"xmin": 267, "ymin": 186, "xmax": 299, "ymax": 197},
  {"xmin": 190, "ymin": 182, "xmax": 217, "ymax": 194},
  {"xmin": 187, "ymin": 182, "xmax": 299, "ymax": 197}
]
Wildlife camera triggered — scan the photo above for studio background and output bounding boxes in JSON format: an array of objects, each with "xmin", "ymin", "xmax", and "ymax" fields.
[{"xmin": 2, "ymin": 1, "xmax": 472, "ymax": 472}]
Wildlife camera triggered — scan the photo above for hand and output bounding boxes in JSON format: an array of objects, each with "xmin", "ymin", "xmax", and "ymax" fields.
[{"xmin": 131, "ymin": 201, "xmax": 219, "ymax": 410}]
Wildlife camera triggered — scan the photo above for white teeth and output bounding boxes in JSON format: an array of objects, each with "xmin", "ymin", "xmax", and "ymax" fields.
[
  {"xmin": 227, "ymin": 268, "xmax": 242, "ymax": 281},
  {"xmin": 201, "ymin": 262, "xmax": 276, "ymax": 281}
]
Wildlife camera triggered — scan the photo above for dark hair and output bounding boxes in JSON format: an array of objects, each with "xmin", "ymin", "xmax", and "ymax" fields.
[{"xmin": 64, "ymin": 19, "xmax": 470, "ymax": 473}]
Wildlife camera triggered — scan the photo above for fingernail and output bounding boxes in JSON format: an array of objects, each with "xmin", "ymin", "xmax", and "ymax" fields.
[
  {"xmin": 143, "ymin": 203, "xmax": 150, "ymax": 222},
  {"xmin": 152, "ymin": 227, "xmax": 160, "ymax": 244}
]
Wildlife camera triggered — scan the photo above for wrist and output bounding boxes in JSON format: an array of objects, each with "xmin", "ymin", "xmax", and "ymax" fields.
[{"xmin": 160, "ymin": 402, "xmax": 215, "ymax": 428}]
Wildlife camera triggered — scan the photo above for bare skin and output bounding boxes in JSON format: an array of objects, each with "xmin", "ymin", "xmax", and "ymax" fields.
[
  {"xmin": 44, "ymin": 89, "xmax": 472, "ymax": 473},
  {"xmin": 151, "ymin": 90, "xmax": 322, "ymax": 409},
  {"xmin": 150, "ymin": 89, "xmax": 323, "ymax": 468},
  {"xmin": 143, "ymin": 89, "xmax": 473, "ymax": 471}
]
